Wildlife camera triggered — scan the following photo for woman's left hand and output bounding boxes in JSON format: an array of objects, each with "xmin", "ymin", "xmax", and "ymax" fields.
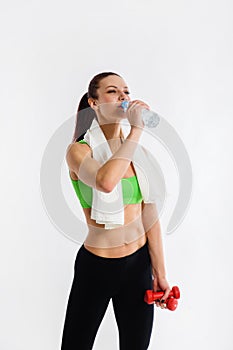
[{"xmin": 152, "ymin": 274, "xmax": 171, "ymax": 309}]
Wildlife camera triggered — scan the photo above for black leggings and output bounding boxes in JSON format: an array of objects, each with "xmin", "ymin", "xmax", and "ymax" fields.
[{"xmin": 61, "ymin": 240, "xmax": 154, "ymax": 350}]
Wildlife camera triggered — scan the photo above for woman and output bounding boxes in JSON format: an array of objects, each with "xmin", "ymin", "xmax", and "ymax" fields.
[{"xmin": 61, "ymin": 72, "xmax": 171, "ymax": 349}]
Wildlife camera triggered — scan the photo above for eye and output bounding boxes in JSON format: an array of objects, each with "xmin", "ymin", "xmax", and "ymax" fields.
[{"xmin": 107, "ymin": 90, "xmax": 130, "ymax": 94}]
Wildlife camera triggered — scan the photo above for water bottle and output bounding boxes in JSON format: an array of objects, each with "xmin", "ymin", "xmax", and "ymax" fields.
[{"xmin": 121, "ymin": 101, "xmax": 160, "ymax": 128}]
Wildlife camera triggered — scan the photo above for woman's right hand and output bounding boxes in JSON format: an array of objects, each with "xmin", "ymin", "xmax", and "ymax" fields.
[{"xmin": 125, "ymin": 100, "xmax": 150, "ymax": 130}]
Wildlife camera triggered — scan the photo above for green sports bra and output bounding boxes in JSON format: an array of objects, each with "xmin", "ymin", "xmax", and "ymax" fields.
[{"xmin": 69, "ymin": 139, "xmax": 143, "ymax": 208}]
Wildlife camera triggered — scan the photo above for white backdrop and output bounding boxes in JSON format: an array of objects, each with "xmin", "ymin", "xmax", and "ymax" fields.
[{"xmin": 1, "ymin": 0, "xmax": 233, "ymax": 349}]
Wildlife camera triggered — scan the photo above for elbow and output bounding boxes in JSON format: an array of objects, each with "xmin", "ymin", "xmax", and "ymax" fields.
[
  {"xmin": 96, "ymin": 170, "xmax": 115, "ymax": 193},
  {"xmin": 100, "ymin": 184, "xmax": 114, "ymax": 193}
]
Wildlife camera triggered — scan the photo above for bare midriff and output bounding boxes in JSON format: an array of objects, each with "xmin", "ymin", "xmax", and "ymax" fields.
[{"xmin": 82, "ymin": 203, "xmax": 147, "ymax": 258}]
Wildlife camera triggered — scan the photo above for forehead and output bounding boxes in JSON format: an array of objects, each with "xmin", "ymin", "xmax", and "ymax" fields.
[{"xmin": 99, "ymin": 75, "xmax": 128, "ymax": 89}]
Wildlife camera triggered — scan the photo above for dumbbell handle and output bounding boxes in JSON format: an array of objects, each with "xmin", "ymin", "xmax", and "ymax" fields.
[{"xmin": 152, "ymin": 286, "xmax": 180, "ymax": 300}]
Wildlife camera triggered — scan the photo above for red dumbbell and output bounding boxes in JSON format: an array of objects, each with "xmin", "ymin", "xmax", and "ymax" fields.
[{"xmin": 144, "ymin": 286, "xmax": 180, "ymax": 311}]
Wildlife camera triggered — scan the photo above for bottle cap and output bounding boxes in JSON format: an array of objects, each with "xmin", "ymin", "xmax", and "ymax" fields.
[{"xmin": 121, "ymin": 101, "xmax": 129, "ymax": 112}]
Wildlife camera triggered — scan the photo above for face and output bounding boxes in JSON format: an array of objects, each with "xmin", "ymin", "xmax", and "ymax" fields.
[{"xmin": 89, "ymin": 75, "xmax": 131, "ymax": 122}]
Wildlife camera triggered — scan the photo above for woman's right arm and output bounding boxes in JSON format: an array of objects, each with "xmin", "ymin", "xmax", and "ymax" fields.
[{"xmin": 66, "ymin": 126, "xmax": 143, "ymax": 193}]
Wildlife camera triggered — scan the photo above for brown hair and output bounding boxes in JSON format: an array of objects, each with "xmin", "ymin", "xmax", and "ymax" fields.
[{"xmin": 71, "ymin": 72, "xmax": 121, "ymax": 142}]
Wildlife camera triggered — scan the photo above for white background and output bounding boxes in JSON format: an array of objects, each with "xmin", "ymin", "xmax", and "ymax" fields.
[{"xmin": 1, "ymin": 0, "xmax": 233, "ymax": 349}]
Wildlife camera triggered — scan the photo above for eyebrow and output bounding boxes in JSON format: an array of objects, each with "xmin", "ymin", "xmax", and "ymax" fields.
[{"xmin": 105, "ymin": 85, "xmax": 129, "ymax": 89}]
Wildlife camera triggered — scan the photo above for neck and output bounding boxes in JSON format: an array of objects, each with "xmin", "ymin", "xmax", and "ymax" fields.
[{"xmin": 99, "ymin": 122, "xmax": 123, "ymax": 141}]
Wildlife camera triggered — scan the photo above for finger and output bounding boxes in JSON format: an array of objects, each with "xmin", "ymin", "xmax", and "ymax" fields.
[
  {"xmin": 129, "ymin": 100, "xmax": 150, "ymax": 109},
  {"xmin": 136, "ymin": 102, "xmax": 150, "ymax": 110},
  {"xmin": 163, "ymin": 288, "xmax": 172, "ymax": 301},
  {"xmin": 159, "ymin": 300, "xmax": 167, "ymax": 309}
]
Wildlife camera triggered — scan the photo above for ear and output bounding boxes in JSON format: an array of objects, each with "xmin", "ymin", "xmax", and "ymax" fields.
[{"xmin": 88, "ymin": 97, "xmax": 98, "ymax": 111}]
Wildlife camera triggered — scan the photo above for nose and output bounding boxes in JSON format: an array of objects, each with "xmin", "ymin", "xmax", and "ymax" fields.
[{"xmin": 119, "ymin": 91, "xmax": 129, "ymax": 101}]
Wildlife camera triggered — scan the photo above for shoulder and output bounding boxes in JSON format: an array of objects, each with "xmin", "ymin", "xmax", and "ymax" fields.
[
  {"xmin": 66, "ymin": 140, "xmax": 92, "ymax": 179},
  {"xmin": 66, "ymin": 140, "xmax": 90, "ymax": 154}
]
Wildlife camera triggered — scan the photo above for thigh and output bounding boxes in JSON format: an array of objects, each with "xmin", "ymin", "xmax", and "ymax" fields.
[
  {"xmin": 112, "ymin": 244, "xmax": 154, "ymax": 350},
  {"xmin": 61, "ymin": 246, "xmax": 112, "ymax": 350}
]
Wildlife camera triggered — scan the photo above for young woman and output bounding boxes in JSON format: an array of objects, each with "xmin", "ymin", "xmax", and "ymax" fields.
[{"xmin": 61, "ymin": 72, "xmax": 171, "ymax": 349}]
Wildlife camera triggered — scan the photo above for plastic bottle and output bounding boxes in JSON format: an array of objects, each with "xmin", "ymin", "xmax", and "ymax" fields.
[{"xmin": 121, "ymin": 101, "xmax": 160, "ymax": 128}]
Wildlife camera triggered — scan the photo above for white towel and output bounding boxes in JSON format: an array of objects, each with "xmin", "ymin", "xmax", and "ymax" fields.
[{"xmin": 83, "ymin": 118, "xmax": 166, "ymax": 229}]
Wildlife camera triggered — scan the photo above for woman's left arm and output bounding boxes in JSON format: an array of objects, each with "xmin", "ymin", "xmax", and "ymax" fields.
[{"xmin": 141, "ymin": 202, "xmax": 171, "ymax": 306}]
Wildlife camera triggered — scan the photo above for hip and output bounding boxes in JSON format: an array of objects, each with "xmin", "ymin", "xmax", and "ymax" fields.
[{"xmin": 74, "ymin": 238, "xmax": 153, "ymax": 295}]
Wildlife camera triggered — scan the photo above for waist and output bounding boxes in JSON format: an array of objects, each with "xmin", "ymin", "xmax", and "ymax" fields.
[
  {"xmin": 84, "ymin": 234, "xmax": 147, "ymax": 258},
  {"xmin": 82, "ymin": 238, "xmax": 148, "ymax": 260}
]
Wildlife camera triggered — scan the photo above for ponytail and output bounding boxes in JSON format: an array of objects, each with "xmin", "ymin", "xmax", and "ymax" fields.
[{"xmin": 71, "ymin": 92, "xmax": 96, "ymax": 143}]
